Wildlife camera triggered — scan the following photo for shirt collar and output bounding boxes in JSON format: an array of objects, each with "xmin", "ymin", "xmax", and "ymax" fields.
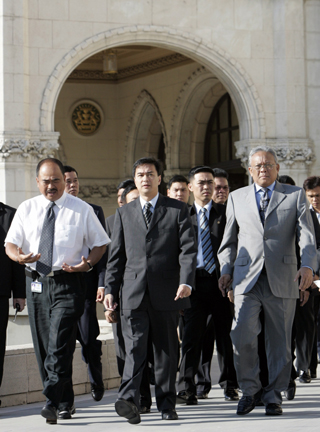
[
  {"xmin": 254, "ymin": 181, "xmax": 276, "ymax": 194},
  {"xmin": 139, "ymin": 193, "xmax": 159, "ymax": 210},
  {"xmin": 39, "ymin": 191, "xmax": 67, "ymax": 209},
  {"xmin": 194, "ymin": 200, "xmax": 213, "ymax": 215}
]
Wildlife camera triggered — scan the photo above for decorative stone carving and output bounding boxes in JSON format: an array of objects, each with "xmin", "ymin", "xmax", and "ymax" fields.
[
  {"xmin": 235, "ymin": 139, "xmax": 316, "ymax": 169},
  {"xmin": 68, "ymin": 53, "xmax": 190, "ymax": 82},
  {"xmin": 0, "ymin": 134, "xmax": 60, "ymax": 160},
  {"xmin": 78, "ymin": 183, "xmax": 117, "ymax": 199},
  {"xmin": 72, "ymin": 102, "xmax": 101, "ymax": 135}
]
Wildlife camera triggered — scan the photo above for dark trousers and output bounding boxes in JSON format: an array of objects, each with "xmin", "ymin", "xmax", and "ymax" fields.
[
  {"xmin": 0, "ymin": 297, "xmax": 9, "ymax": 387},
  {"xmin": 310, "ymin": 294, "xmax": 320, "ymax": 374},
  {"xmin": 77, "ymin": 287, "xmax": 103, "ymax": 388},
  {"xmin": 196, "ymin": 315, "xmax": 215, "ymax": 394},
  {"xmin": 26, "ymin": 272, "xmax": 86, "ymax": 409},
  {"xmin": 295, "ymin": 296, "xmax": 315, "ymax": 372},
  {"xmin": 119, "ymin": 292, "xmax": 179, "ymax": 412},
  {"xmin": 178, "ymin": 273, "xmax": 237, "ymax": 395}
]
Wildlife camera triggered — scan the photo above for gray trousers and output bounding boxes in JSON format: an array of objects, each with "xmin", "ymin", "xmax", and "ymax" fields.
[{"xmin": 231, "ymin": 273, "xmax": 296, "ymax": 404}]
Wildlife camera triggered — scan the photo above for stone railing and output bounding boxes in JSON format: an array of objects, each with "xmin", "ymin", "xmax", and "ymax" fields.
[{"xmin": 0, "ymin": 330, "xmax": 120, "ymax": 408}]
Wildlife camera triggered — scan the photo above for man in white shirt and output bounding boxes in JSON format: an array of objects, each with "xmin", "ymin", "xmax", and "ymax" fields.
[{"xmin": 5, "ymin": 158, "xmax": 110, "ymax": 424}]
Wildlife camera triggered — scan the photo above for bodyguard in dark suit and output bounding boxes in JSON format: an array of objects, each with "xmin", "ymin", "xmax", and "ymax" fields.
[
  {"xmin": 177, "ymin": 166, "xmax": 237, "ymax": 404},
  {"xmin": 0, "ymin": 203, "xmax": 26, "ymax": 397},
  {"xmin": 64, "ymin": 166, "xmax": 107, "ymax": 407},
  {"xmin": 104, "ymin": 157, "xmax": 197, "ymax": 424}
]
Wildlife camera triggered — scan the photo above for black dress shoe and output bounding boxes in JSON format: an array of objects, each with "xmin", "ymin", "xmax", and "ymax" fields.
[
  {"xmin": 139, "ymin": 406, "xmax": 151, "ymax": 414},
  {"xmin": 91, "ymin": 384, "xmax": 104, "ymax": 401},
  {"xmin": 197, "ymin": 391, "xmax": 209, "ymax": 399},
  {"xmin": 58, "ymin": 404, "xmax": 76, "ymax": 419},
  {"xmin": 41, "ymin": 402, "xmax": 58, "ymax": 424},
  {"xmin": 310, "ymin": 371, "xmax": 317, "ymax": 379},
  {"xmin": 176, "ymin": 391, "xmax": 198, "ymax": 405},
  {"xmin": 115, "ymin": 399, "xmax": 141, "ymax": 424},
  {"xmin": 265, "ymin": 403, "xmax": 282, "ymax": 416},
  {"xmin": 299, "ymin": 370, "xmax": 311, "ymax": 383},
  {"xmin": 162, "ymin": 409, "xmax": 179, "ymax": 420},
  {"xmin": 236, "ymin": 396, "xmax": 256, "ymax": 415},
  {"xmin": 284, "ymin": 379, "xmax": 296, "ymax": 400},
  {"xmin": 224, "ymin": 388, "xmax": 239, "ymax": 401}
]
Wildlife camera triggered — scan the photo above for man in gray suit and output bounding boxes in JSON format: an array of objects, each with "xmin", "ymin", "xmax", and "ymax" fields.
[
  {"xmin": 218, "ymin": 146, "xmax": 316, "ymax": 416},
  {"xmin": 104, "ymin": 157, "xmax": 197, "ymax": 424}
]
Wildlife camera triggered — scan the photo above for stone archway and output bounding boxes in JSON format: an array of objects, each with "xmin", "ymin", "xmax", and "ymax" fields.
[{"xmin": 39, "ymin": 26, "xmax": 266, "ymax": 177}]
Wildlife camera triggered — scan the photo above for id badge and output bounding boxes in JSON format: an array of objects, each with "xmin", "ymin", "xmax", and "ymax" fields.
[{"xmin": 31, "ymin": 281, "xmax": 43, "ymax": 293}]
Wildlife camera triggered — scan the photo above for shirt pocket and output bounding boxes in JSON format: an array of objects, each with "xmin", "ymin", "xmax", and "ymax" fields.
[{"xmin": 55, "ymin": 225, "xmax": 77, "ymax": 248}]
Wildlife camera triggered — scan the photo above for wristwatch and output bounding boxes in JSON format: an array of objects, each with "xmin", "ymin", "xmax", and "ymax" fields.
[{"xmin": 86, "ymin": 261, "xmax": 93, "ymax": 272}]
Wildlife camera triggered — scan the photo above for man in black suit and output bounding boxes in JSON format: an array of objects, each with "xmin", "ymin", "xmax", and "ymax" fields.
[
  {"xmin": 177, "ymin": 166, "xmax": 238, "ymax": 404},
  {"xmin": 0, "ymin": 203, "xmax": 26, "ymax": 404},
  {"xmin": 104, "ymin": 157, "xmax": 197, "ymax": 424},
  {"xmin": 63, "ymin": 165, "xmax": 107, "ymax": 414}
]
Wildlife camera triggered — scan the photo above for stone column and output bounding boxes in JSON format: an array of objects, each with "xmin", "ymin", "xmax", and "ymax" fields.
[{"xmin": 0, "ymin": 132, "xmax": 59, "ymax": 208}]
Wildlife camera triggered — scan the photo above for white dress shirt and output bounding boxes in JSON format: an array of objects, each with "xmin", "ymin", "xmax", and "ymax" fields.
[
  {"xmin": 5, "ymin": 191, "xmax": 110, "ymax": 271},
  {"xmin": 194, "ymin": 200, "xmax": 213, "ymax": 269},
  {"xmin": 139, "ymin": 193, "xmax": 159, "ymax": 213}
]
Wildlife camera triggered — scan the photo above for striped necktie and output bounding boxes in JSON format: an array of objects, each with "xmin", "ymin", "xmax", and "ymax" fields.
[
  {"xmin": 259, "ymin": 188, "xmax": 269, "ymax": 226},
  {"xmin": 36, "ymin": 202, "xmax": 56, "ymax": 277},
  {"xmin": 143, "ymin": 202, "xmax": 153, "ymax": 228},
  {"xmin": 200, "ymin": 208, "xmax": 215, "ymax": 274}
]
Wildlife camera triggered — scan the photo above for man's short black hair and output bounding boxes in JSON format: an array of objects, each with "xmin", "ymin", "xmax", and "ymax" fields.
[
  {"xmin": 212, "ymin": 168, "xmax": 229, "ymax": 180},
  {"xmin": 303, "ymin": 176, "xmax": 320, "ymax": 191},
  {"xmin": 121, "ymin": 184, "xmax": 138, "ymax": 203},
  {"xmin": 117, "ymin": 179, "xmax": 135, "ymax": 191},
  {"xmin": 132, "ymin": 157, "xmax": 162, "ymax": 178},
  {"xmin": 167, "ymin": 175, "xmax": 189, "ymax": 190},
  {"xmin": 188, "ymin": 165, "xmax": 214, "ymax": 182},
  {"xmin": 36, "ymin": 158, "xmax": 65, "ymax": 177},
  {"xmin": 63, "ymin": 165, "xmax": 78, "ymax": 176},
  {"xmin": 279, "ymin": 175, "xmax": 295, "ymax": 186}
]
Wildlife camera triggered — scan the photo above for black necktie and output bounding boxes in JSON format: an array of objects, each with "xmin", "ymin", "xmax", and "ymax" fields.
[
  {"xmin": 36, "ymin": 202, "xmax": 56, "ymax": 277},
  {"xmin": 143, "ymin": 202, "xmax": 153, "ymax": 229},
  {"xmin": 259, "ymin": 188, "xmax": 269, "ymax": 226}
]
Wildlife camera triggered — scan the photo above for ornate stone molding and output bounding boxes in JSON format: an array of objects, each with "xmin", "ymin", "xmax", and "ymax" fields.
[
  {"xmin": 235, "ymin": 139, "xmax": 316, "ymax": 169},
  {"xmin": 0, "ymin": 132, "xmax": 60, "ymax": 160},
  {"xmin": 68, "ymin": 53, "xmax": 190, "ymax": 82},
  {"xmin": 124, "ymin": 89, "xmax": 167, "ymax": 175},
  {"xmin": 78, "ymin": 180, "xmax": 118, "ymax": 200},
  {"xmin": 39, "ymin": 25, "xmax": 265, "ymax": 145}
]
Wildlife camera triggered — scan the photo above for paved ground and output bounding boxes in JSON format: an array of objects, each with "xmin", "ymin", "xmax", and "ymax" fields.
[{"xmin": 1, "ymin": 356, "xmax": 319, "ymax": 432}]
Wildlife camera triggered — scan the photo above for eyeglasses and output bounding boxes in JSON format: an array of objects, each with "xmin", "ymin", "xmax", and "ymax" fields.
[
  {"xmin": 214, "ymin": 186, "xmax": 229, "ymax": 191},
  {"xmin": 251, "ymin": 163, "xmax": 275, "ymax": 171}
]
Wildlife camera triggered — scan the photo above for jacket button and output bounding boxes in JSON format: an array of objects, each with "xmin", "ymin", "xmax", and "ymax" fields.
[
  {"xmin": 147, "ymin": 255, "xmax": 151, "ymax": 258},
  {"xmin": 146, "ymin": 239, "xmax": 151, "ymax": 243},
  {"xmin": 264, "ymin": 236, "xmax": 267, "ymax": 240}
]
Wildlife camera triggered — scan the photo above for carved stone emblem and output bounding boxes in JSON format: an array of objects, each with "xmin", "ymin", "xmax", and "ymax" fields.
[{"xmin": 72, "ymin": 103, "xmax": 101, "ymax": 135}]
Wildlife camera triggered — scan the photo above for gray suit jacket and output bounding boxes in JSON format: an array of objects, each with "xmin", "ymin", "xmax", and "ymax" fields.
[
  {"xmin": 105, "ymin": 194, "xmax": 197, "ymax": 311},
  {"xmin": 218, "ymin": 182, "xmax": 317, "ymax": 299}
]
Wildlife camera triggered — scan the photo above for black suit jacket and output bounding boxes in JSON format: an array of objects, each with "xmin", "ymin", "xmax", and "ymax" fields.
[
  {"xmin": 105, "ymin": 214, "xmax": 115, "ymax": 262},
  {"xmin": 105, "ymin": 194, "xmax": 197, "ymax": 311},
  {"xmin": 189, "ymin": 200, "xmax": 226, "ymax": 279},
  {"xmin": 0, "ymin": 203, "xmax": 25, "ymax": 298}
]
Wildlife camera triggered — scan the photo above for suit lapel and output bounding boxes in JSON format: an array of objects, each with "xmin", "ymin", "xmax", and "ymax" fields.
[
  {"xmin": 148, "ymin": 194, "xmax": 167, "ymax": 232},
  {"xmin": 246, "ymin": 184, "xmax": 264, "ymax": 234},
  {"xmin": 190, "ymin": 204, "xmax": 198, "ymax": 241},
  {"xmin": 265, "ymin": 181, "xmax": 286, "ymax": 219}
]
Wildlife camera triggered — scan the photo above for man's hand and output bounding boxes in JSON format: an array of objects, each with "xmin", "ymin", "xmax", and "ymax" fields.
[
  {"xmin": 16, "ymin": 247, "xmax": 40, "ymax": 264},
  {"xmin": 62, "ymin": 256, "xmax": 91, "ymax": 273},
  {"xmin": 13, "ymin": 298, "xmax": 25, "ymax": 312},
  {"xmin": 218, "ymin": 274, "xmax": 232, "ymax": 297},
  {"xmin": 103, "ymin": 293, "xmax": 116, "ymax": 311},
  {"xmin": 96, "ymin": 288, "xmax": 105, "ymax": 303},
  {"xmin": 227, "ymin": 289, "xmax": 234, "ymax": 303},
  {"xmin": 299, "ymin": 290, "xmax": 310, "ymax": 307},
  {"xmin": 104, "ymin": 309, "xmax": 118, "ymax": 323},
  {"xmin": 174, "ymin": 284, "xmax": 191, "ymax": 301},
  {"xmin": 294, "ymin": 267, "xmax": 313, "ymax": 291}
]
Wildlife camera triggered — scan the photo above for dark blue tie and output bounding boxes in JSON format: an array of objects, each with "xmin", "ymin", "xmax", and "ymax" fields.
[
  {"xmin": 200, "ymin": 208, "xmax": 215, "ymax": 274},
  {"xmin": 259, "ymin": 188, "xmax": 269, "ymax": 226},
  {"xmin": 143, "ymin": 202, "xmax": 152, "ymax": 229}
]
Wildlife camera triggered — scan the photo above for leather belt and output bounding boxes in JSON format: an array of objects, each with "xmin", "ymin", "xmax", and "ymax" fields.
[
  {"xmin": 25, "ymin": 268, "xmax": 65, "ymax": 279},
  {"xmin": 196, "ymin": 268, "xmax": 214, "ymax": 278}
]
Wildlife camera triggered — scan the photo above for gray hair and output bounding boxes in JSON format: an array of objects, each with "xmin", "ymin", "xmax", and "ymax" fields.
[{"xmin": 248, "ymin": 146, "xmax": 278, "ymax": 166}]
